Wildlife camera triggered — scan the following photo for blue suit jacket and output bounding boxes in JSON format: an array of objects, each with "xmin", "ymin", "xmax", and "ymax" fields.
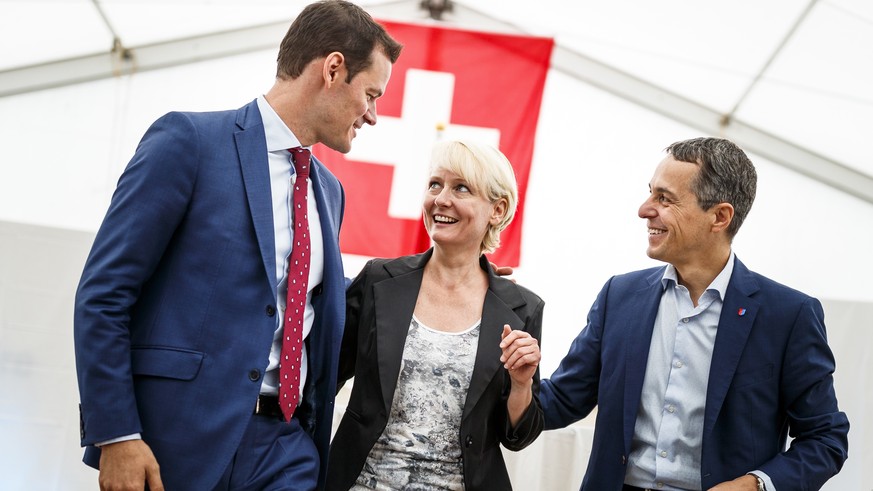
[
  {"xmin": 540, "ymin": 258, "xmax": 849, "ymax": 491},
  {"xmin": 74, "ymin": 100, "xmax": 347, "ymax": 489}
]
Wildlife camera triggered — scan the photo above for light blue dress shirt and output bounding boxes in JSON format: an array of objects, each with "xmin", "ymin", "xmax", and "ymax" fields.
[
  {"xmin": 619, "ymin": 254, "xmax": 747, "ymax": 491},
  {"xmin": 624, "ymin": 252, "xmax": 775, "ymax": 490}
]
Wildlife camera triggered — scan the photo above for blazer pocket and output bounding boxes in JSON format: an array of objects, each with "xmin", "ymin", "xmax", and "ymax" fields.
[
  {"xmin": 732, "ymin": 363, "xmax": 774, "ymax": 389},
  {"xmin": 131, "ymin": 346, "xmax": 204, "ymax": 381}
]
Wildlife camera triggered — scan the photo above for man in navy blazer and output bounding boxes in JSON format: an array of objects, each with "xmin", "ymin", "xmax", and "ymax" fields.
[
  {"xmin": 74, "ymin": 2, "xmax": 402, "ymax": 489},
  {"xmin": 540, "ymin": 138, "xmax": 849, "ymax": 491}
]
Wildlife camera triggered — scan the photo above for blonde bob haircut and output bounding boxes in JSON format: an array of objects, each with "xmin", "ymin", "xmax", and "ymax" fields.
[{"xmin": 428, "ymin": 139, "xmax": 519, "ymax": 255}]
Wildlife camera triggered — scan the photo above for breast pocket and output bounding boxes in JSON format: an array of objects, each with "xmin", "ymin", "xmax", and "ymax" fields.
[{"xmin": 732, "ymin": 363, "xmax": 774, "ymax": 389}]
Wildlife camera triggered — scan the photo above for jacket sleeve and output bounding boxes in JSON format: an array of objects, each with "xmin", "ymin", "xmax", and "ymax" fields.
[
  {"xmin": 538, "ymin": 277, "xmax": 612, "ymax": 430},
  {"xmin": 74, "ymin": 112, "xmax": 199, "ymax": 445},
  {"xmin": 759, "ymin": 297, "xmax": 850, "ymax": 489},
  {"xmin": 501, "ymin": 295, "xmax": 546, "ymax": 451}
]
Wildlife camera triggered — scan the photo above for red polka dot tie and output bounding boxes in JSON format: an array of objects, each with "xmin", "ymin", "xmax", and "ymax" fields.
[{"xmin": 280, "ymin": 147, "xmax": 311, "ymax": 421}]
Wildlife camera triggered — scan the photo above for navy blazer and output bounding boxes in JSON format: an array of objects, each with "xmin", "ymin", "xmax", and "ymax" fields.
[
  {"xmin": 74, "ymin": 100, "xmax": 347, "ymax": 489},
  {"xmin": 540, "ymin": 257, "xmax": 849, "ymax": 491},
  {"xmin": 326, "ymin": 250, "xmax": 545, "ymax": 491}
]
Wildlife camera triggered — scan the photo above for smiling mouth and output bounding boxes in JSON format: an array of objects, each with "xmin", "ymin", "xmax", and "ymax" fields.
[
  {"xmin": 434, "ymin": 215, "xmax": 458, "ymax": 224},
  {"xmin": 648, "ymin": 228, "xmax": 666, "ymax": 235}
]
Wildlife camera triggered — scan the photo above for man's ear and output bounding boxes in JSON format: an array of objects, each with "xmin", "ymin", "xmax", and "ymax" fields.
[
  {"xmin": 711, "ymin": 202, "xmax": 734, "ymax": 233},
  {"xmin": 323, "ymin": 51, "xmax": 345, "ymax": 86}
]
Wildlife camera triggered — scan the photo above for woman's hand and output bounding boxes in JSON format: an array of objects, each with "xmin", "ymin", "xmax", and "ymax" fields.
[
  {"xmin": 500, "ymin": 324, "xmax": 541, "ymax": 427},
  {"xmin": 500, "ymin": 324, "xmax": 541, "ymax": 385}
]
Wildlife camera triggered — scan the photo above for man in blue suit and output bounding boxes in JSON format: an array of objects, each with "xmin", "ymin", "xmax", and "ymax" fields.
[
  {"xmin": 73, "ymin": 2, "xmax": 402, "ymax": 489},
  {"xmin": 540, "ymin": 137, "xmax": 849, "ymax": 491}
]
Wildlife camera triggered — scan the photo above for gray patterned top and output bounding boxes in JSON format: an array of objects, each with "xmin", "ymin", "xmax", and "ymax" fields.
[{"xmin": 352, "ymin": 316, "xmax": 481, "ymax": 490}]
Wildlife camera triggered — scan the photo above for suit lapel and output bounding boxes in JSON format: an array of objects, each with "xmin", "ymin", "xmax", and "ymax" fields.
[
  {"xmin": 234, "ymin": 101, "xmax": 277, "ymax": 298},
  {"xmin": 372, "ymin": 253, "xmax": 527, "ymax": 420},
  {"xmin": 306, "ymin": 157, "xmax": 343, "ymax": 386},
  {"xmin": 703, "ymin": 258, "xmax": 760, "ymax": 438},
  {"xmin": 462, "ymin": 284, "xmax": 525, "ymax": 421},
  {"xmin": 623, "ymin": 268, "xmax": 666, "ymax": 449},
  {"xmin": 462, "ymin": 257, "xmax": 527, "ymax": 420},
  {"xmin": 373, "ymin": 254, "xmax": 428, "ymax": 414},
  {"xmin": 309, "ymin": 157, "xmax": 341, "ymax": 244}
]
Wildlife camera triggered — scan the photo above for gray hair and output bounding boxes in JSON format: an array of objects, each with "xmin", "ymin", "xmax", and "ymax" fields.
[{"xmin": 666, "ymin": 137, "xmax": 757, "ymax": 239}]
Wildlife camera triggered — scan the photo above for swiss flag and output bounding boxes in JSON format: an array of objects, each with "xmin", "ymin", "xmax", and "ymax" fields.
[{"xmin": 316, "ymin": 21, "xmax": 553, "ymax": 266}]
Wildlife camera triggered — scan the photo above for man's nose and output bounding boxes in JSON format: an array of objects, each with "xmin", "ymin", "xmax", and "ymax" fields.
[{"xmin": 363, "ymin": 104, "xmax": 376, "ymax": 126}]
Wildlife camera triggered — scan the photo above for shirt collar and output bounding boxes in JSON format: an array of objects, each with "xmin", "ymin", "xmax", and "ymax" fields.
[
  {"xmin": 256, "ymin": 95, "xmax": 306, "ymax": 153},
  {"xmin": 661, "ymin": 251, "xmax": 735, "ymax": 301}
]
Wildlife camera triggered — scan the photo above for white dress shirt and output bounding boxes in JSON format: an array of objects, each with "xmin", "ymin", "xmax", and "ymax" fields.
[{"xmin": 256, "ymin": 95, "xmax": 324, "ymax": 400}]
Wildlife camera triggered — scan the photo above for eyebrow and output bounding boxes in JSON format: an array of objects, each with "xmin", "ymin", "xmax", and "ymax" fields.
[{"xmin": 651, "ymin": 185, "xmax": 677, "ymax": 197}]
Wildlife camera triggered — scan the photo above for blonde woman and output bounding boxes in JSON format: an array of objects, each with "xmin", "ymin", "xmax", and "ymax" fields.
[{"xmin": 327, "ymin": 140, "xmax": 544, "ymax": 490}]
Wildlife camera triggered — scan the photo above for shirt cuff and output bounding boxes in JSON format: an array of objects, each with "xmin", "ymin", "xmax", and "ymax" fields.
[
  {"xmin": 750, "ymin": 470, "xmax": 776, "ymax": 491},
  {"xmin": 96, "ymin": 433, "xmax": 142, "ymax": 447}
]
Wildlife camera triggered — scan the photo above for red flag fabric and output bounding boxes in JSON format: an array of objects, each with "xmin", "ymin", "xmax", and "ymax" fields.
[{"xmin": 316, "ymin": 21, "xmax": 553, "ymax": 267}]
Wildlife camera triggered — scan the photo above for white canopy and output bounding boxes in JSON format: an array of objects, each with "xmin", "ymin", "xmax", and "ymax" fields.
[{"xmin": 0, "ymin": 1, "xmax": 870, "ymax": 489}]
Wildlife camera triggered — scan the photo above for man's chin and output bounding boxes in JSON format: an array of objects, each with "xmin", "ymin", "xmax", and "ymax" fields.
[{"xmin": 324, "ymin": 140, "xmax": 352, "ymax": 154}]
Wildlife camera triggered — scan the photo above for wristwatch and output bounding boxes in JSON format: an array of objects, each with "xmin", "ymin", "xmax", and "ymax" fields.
[{"xmin": 748, "ymin": 473, "xmax": 766, "ymax": 491}]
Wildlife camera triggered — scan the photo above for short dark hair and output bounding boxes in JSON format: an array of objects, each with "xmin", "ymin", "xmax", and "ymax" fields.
[
  {"xmin": 666, "ymin": 137, "xmax": 757, "ymax": 239},
  {"xmin": 276, "ymin": 0, "xmax": 403, "ymax": 82}
]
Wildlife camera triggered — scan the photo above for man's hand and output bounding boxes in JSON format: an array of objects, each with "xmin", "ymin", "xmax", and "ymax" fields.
[
  {"xmin": 499, "ymin": 324, "xmax": 540, "ymax": 385},
  {"xmin": 98, "ymin": 439, "xmax": 164, "ymax": 491},
  {"xmin": 490, "ymin": 262, "xmax": 514, "ymax": 279},
  {"xmin": 707, "ymin": 474, "xmax": 759, "ymax": 491}
]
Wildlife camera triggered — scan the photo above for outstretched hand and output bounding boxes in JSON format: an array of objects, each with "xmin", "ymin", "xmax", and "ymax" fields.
[{"xmin": 499, "ymin": 324, "xmax": 540, "ymax": 385}]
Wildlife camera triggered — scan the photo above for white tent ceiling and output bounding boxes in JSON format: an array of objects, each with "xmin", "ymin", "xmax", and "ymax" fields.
[
  {"xmin": 1, "ymin": 3, "xmax": 872, "ymax": 488},
  {"xmin": 2, "ymin": 0, "xmax": 872, "ymax": 203}
]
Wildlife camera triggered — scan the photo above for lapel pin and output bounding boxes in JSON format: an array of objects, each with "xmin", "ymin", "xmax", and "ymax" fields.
[{"xmin": 738, "ymin": 308, "xmax": 747, "ymax": 316}]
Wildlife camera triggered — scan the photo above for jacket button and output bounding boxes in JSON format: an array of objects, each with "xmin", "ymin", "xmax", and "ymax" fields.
[
  {"xmin": 265, "ymin": 305, "xmax": 276, "ymax": 317},
  {"xmin": 248, "ymin": 369, "xmax": 260, "ymax": 381},
  {"xmin": 465, "ymin": 436, "xmax": 473, "ymax": 447}
]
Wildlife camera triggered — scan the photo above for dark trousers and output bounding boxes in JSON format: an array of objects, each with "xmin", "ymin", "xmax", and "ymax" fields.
[{"xmin": 212, "ymin": 414, "xmax": 319, "ymax": 491}]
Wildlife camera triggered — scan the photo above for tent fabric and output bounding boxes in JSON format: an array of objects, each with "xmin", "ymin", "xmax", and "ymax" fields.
[{"xmin": 1, "ymin": 1, "xmax": 871, "ymax": 489}]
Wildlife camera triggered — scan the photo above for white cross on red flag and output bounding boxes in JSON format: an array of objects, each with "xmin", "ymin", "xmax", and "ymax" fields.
[{"xmin": 316, "ymin": 21, "xmax": 554, "ymax": 267}]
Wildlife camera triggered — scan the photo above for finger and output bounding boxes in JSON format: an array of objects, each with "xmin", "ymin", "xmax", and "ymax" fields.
[
  {"xmin": 499, "ymin": 324, "xmax": 515, "ymax": 350},
  {"xmin": 501, "ymin": 327, "xmax": 533, "ymax": 346},
  {"xmin": 502, "ymin": 334, "xmax": 535, "ymax": 353},
  {"xmin": 501, "ymin": 333, "xmax": 534, "ymax": 362},
  {"xmin": 510, "ymin": 349, "xmax": 541, "ymax": 370},
  {"xmin": 504, "ymin": 344, "xmax": 530, "ymax": 369},
  {"xmin": 501, "ymin": 324, "xmax": 512, "ymax": 340},
  {"xmin": 146, "ymin": 459, "xmax": 165, "ymax": 491},
  {"xmin": 499, "ymin": 325, "xmax": 509, "ymax": 362},
  {"xmin": 490, "ymin": 263, "xmax": 514, "ymax": 277},
  {"xmin": 506, "ymin": 342, "xmax": 541, "ymax": 369}
]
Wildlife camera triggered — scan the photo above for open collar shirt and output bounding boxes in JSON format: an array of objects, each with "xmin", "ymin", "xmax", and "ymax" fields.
[{"xmin": 625, "ymin": 253, "xmax": 735, "ymax": 491}]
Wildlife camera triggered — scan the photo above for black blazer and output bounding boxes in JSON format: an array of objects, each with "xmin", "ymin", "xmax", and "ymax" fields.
[{"xmin": 326, "ymin": 249, "xmax": 545, "ymax": 490}]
